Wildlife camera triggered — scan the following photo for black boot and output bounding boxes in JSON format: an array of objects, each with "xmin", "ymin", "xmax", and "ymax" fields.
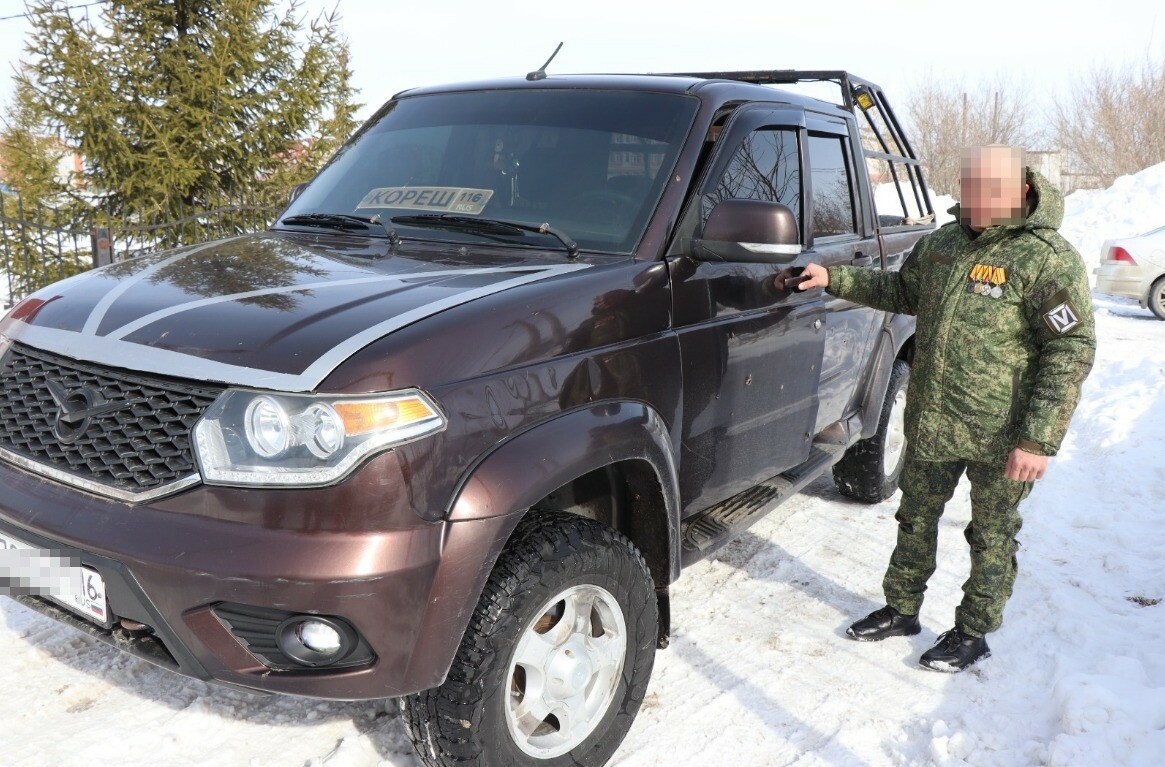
[
  {"xmin": 846, "ymin": 605, "xmax": 921, "ymax": 641},
  {"xmin": 919, "ymin": 627, "xmax": 990, "ymax": 672}
]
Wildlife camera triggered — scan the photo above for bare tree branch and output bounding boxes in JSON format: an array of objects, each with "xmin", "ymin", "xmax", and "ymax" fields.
[
  {"xmin": 1054, "ymin": 54, "xmax": 1165, "ymax": 188},
  {"xmin": 903, "ymin": 77, "xmax": 1042, "ymax": 197}
]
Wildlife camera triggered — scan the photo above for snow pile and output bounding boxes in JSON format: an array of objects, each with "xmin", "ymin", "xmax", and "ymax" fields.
[
  {"xmin": 932, "ymin": 193, "xmax": 957, "ymax": 225},
  {"xmin": 0, "ymin": 168, "xmax": 1163, "ymax": 766},
  {"xmin": 1060, "ymin": 161, "xmax": 1165, "ymax": 272}
]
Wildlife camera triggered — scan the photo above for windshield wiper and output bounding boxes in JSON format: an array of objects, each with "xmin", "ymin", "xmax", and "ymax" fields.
[
  {"xmin": 391, "ymin": 214, "xmax": 579, "ymax": 258},
  {"xmin": 280, "ymin": 213, "xmax": 400, "ymax": 245}
]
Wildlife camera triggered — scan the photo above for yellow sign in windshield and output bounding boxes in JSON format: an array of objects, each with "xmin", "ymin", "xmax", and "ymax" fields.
[{"xmin": 356, "ymin": 187, "xmax": 495, "ymax": 215}]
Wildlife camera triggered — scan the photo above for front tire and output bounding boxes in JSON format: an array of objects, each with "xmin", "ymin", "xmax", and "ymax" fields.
[
  {"xmin": 833, "ymin": 358, "xmax": 910, "ymax": 503},
  {"xmin": 402, "ymin": 512, "xmax": 657, "ymax": 767}
]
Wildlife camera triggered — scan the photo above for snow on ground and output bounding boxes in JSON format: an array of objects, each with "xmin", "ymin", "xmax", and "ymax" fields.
[{"xmin": 1, "ymin": 175, "xmax": 1163, "ymax": 766}]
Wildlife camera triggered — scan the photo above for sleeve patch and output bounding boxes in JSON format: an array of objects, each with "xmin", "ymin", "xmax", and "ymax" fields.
[{"xmin": 1043, "ymin": 299, "xmax": 1081, "ymax": 334}]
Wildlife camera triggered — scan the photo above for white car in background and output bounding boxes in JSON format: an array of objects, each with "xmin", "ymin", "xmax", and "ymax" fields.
[{"xmin": 1094, "ymin": 225, "xmax": 1165, "ymax": 320}]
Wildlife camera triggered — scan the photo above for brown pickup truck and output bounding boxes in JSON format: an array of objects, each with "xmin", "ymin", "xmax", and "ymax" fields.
[{"xmin": 0, "ymin": 69, "xmax": 933, "ymax": 766}]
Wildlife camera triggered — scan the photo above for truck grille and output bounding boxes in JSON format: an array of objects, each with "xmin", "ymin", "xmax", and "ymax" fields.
[{"xmin": 0, "ymin": 343, "xmax": 222, "ymax": 500}]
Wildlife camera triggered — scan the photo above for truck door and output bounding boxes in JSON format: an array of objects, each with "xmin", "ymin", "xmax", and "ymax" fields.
[
  {"xmin": 668, "ymin": 110, "xmax": 827, "ymax": 517},
  {"xmin": 801, "ymin": 119, "xmax": 883, "ymax": 432}
]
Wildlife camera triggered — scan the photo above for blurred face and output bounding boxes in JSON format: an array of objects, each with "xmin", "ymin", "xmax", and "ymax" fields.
[{"xmin": 959, "ymin": 146, "xmax": 1027, "ymax": 231}]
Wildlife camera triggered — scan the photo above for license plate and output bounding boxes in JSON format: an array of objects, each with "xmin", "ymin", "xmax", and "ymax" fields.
[{"xmin": 0, "ymin": 530, "xmax": 109, "ymax": 626}]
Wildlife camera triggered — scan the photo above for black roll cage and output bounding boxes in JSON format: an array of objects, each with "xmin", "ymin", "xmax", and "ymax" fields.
[{"xmin": 673, "ymin": 70, "xmax": 934, "ymax": 225}]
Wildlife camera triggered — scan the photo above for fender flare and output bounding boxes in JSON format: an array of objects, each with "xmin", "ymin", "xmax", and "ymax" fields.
[
  {"xmin": 858, "ymin": 314, "xmax": 915, "ymax": 439},
  {"xmin": 449, "ymin": 400, "xmax": 682, "ymax": 584},
  {"xmin": 399, "ymin": 401, "xmax": 681, "ymax": 692}
]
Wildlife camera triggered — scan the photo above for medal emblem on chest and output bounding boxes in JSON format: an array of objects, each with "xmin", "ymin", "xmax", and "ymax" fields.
[{"xmin": 968, "ymin": 263, "xmax": 1006, "ymax": 298}]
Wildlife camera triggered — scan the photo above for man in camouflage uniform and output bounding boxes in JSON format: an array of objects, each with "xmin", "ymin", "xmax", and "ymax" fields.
[{"xmin": 798, "ymin": 145, "xmax": 1096, "ymax": 671}]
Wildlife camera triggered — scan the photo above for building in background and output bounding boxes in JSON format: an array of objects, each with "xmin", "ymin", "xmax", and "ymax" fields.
[{"xmin": 0, "ymin": 137, "xmax": 85, "ymax": 192}]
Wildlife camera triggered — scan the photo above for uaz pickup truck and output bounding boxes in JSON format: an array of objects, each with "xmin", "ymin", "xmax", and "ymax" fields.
[{"xmin": 0, "ymin": 69, "xmax": 933, "ymax": 766}]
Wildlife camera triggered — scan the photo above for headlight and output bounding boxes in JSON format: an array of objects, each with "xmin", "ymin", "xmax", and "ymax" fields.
[
  {"xmin": 193, "ymin": 388, "xmax": 445, "ymax": 487},
  {"xmin": 245, "ymin": 396, "xmax": 293, "ymax": 458}
]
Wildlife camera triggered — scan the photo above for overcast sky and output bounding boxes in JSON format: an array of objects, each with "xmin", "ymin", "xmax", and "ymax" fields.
[{"xmin": 0, "ymin": 0, "xmax": 1162, "ymax": 132}]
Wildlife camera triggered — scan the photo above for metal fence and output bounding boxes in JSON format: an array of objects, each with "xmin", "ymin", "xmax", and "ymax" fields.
[{"xmin": 0, "ymin": 190, "xmax": 283, "ymax": 306}]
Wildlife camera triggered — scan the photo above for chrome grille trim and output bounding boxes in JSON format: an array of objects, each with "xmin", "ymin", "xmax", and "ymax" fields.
[{"xmin": 0, "ymin": 447, "xmax": 201, "ymax": 502}]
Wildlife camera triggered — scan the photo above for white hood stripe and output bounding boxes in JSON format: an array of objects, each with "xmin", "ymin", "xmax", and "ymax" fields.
[
  {"xmin": 296, "ymin": 265, "xmax": 588, "ymax": 388},
  {"xmin": 104, "ymin": 266, "xmax": 564, "ymax": 341},
  {"xmin": 82, "ymin": 239, "xmax": 239, "ymax": 336},
  {"xmin": 15, "ymin": 263, "xmax": 590, "ymax": 392}
]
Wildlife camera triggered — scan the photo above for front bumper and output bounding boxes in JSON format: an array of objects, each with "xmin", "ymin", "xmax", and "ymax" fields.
[{"xmin": 0, "ymin": 454, "xmax": 515, "ymax": 700}]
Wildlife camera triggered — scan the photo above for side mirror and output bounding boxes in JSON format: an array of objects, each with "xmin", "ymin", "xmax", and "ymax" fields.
[
  {"xmin": 691, "ymin": 199, "xmax": 802, "ymax": 263},
  {"xmin": 288, "ymin": 182, "xmax": 309, "ymax": 205}
]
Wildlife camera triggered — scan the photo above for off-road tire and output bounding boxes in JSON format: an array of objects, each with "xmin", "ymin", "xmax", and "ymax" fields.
[
  {"xmin": 1148, "ymin": 276, "xmax": 1165, "ymax": 321},
  {"xmin": 401, "ymin": 511, "xmax": 657, "ymax": 767},
  {"xmin": 833, "ymin": 358, "xmax": 910, "ymax": 503}
]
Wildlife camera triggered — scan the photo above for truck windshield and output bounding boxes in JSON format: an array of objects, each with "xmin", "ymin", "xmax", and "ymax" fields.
[{"xmin": 279, "ymin": 89, "xmax": 699, "ymax": 254}]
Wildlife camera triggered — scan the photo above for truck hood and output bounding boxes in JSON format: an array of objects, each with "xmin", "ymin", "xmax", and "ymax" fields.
[{"xmin": 2, "ymin": 233, "xmax": 588, "ymax": 392}]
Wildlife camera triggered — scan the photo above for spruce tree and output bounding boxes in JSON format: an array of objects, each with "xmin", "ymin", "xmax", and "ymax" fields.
[{"xmin": 3, "ymin": 0, "xmax": 360, "ymax": 220}]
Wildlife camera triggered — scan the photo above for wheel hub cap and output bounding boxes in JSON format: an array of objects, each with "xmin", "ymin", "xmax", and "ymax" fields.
[{"xmin": 545, "ymin": 636, "xmax": 595, "ymax": 699}]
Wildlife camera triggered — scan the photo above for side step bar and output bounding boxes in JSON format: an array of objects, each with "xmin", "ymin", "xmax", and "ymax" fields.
[{"xmin": 679, "ymin": 444, "xmax": 847, "ymax": 566}]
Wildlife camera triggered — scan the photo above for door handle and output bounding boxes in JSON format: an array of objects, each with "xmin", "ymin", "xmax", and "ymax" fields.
[{"xmin": 851, "ymin": 252, "xmax": 873, "ymax": 267}]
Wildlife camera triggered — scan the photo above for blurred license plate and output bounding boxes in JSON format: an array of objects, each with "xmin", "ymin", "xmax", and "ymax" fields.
[{"xmin": 0, "ymin": 530, "xmax": 108, "ymax": 626}]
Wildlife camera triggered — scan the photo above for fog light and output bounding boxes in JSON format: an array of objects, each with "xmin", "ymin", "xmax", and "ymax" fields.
[
  {"xmin": 298, "ymin": 620, "xmax": 343, "ymax": 655},
  {"xmin": 275, "ymin": 615, "xmax": 357, "ymax": 667}
]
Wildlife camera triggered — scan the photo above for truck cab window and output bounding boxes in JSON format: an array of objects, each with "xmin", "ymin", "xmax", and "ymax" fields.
[
  {"xmin": 808, "ymin": 133, "xmax": 857, "ymax": 238},
  {"xmin": 701, "ymin": 128, "xmax": 802, "ymax": 237}
]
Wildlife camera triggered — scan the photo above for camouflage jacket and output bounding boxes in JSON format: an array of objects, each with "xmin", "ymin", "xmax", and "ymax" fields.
[{"xmin": 827, "ymin": 169, "xmax": 1096, "ymax": 464}]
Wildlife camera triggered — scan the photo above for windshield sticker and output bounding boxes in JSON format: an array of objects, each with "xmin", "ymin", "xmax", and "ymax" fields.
[{"xmin": 356, "ymin": 187, "xmax": 494, "ymax": 215}]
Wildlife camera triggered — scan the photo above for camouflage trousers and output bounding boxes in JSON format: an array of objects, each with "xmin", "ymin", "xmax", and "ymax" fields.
[{"xmin": 883, "ymin": 452, "xmax": 1033, "ymax": 637}]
